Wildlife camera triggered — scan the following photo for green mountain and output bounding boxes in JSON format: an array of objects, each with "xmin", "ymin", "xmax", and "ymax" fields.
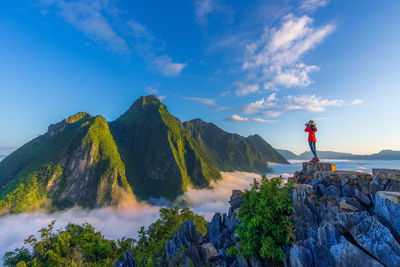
[
  {"xmin": 184, "ymin": 119, "xmax": 287, "ymax": 173},
  {"xmin": 246, "ymin": 135, "xmax": 289, "ymax": 164},
  {"xmin": 0, "ymin": 112, "xmax": 133, "ymax": 214},
  {"xmin": 0, "ymin": 95, "xmax": 287, "ymax": 213},
  {"xmin": 109, "ymin": 96, "xmax": 221, "ymax": 200}
]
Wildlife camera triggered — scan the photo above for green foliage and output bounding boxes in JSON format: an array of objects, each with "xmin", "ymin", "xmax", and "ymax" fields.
[
  {"xmin": 132, "ymin": 207, "xmax": 208, "ymax": 266},
  {"xmin": 235, "ymin": 176, "xmax": 295, "ymax": 264},
  {"xmin": 3, "ymin": 207, "xmax": 207, "ymax": 267},
  {"xmin": 3, "ymin": 220, "xmax": 135, "ymax": 267},
  {"xmin": 0, "ymin": 163, "xmax": 62, "ymax": 214}
]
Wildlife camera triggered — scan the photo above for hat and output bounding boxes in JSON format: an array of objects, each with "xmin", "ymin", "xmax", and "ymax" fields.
[{"xmin": 308, "ymin": 120, "xmax": 316, "ymax": 125}]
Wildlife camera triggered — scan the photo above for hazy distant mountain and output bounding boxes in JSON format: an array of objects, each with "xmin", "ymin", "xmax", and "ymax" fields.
[
  {"xmin": 0, "ymin": 95, "xmax": 284, "ymax": 214},
  {"xmin": 184, "ymin": 119, "xmax": 288, "ymax": 173},
  {"xmin": 277, "ymin": 149, "xmax": 400, "ymax": 160},
  {"xmin": 276, "ymin": 149, "xmax": 300, "ymax": 160}
]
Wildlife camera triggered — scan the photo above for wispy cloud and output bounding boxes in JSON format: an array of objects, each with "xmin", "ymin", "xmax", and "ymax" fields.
[
  {"xmin": 235, "ymin": 83, "xmax": 260, "ymax": 96},
  {"xmin": 284, "ymin": 94, "xmax": 343, "ymax": 112},
  {"xmin": 152, "ymin": 55, "xmax": 186, "ymax": 76},
  {"xmin": 39, "ymin": 0, "xmax": 130, "ymax": 55},
  {"xmin": 242, "ymin": 93, "xmax": 277, "ymax": 114},
  {"xmin": 144, "ymin": 86, "xmax": 166, "ymax": 101},
  {"xmin": 299, "ymin": 0, "xmax": 329, "ymax": 12},
  {"xmin": 39, "ymin": 0, "xmax": 185, "ymax": 76},
  {"xmin": 242, "ymin": 13, "xmax": 335, "ymax": 92},
  {"xmin": 194, "ymin": 0, "xmax": 214, "ymax": 25},
  {"xmin": 183, "ymin": 96, "xmax": 216, "ymax": 106},
  {"xmin": 226, "ymin": 114, "xmax": 275, "ymax": 123},
  {"xmin": 349, "ymin": 99, "xmax": 363, "ymax": 105},
  {"xmin": 193, "ymin": 0, "xmax": 232, "ymax": 26}
]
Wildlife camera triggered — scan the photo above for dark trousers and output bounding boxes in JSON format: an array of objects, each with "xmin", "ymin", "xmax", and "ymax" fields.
[{"xmin": 309, "ymin": 142, "xmax": 317, "ymax": 157}]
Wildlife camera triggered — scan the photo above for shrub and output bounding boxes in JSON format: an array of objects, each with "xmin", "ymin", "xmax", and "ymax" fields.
[
  {"xmin": 234, "ymin": 176, "xmax": 295, "ymax": 264},
  {"xmin": 3, "ymin": 207, "xmax": 207, "ymax": 266},
  {"xmin": 133, "ymin": 207, "xmax": 208, "ymax": 265},
  {"xmin": 3, "ymin": 220, "xmax": 134, "ymax": 266}
]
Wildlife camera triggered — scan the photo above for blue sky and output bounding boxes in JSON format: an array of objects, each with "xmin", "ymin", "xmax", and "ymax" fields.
[{"xmin": 1, "ymin": 0, "xmax": 399, "ymax": 155}]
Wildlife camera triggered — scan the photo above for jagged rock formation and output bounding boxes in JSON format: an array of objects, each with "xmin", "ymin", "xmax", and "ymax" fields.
[
  {"xmin": 184, "ymin": 119, "xmax": 288, "ymax": 173},
  {"xmin": 0, "ymin": 112, "xmax": 133, "ymax": 214},
  {"xmin": 116, "ymin": 163, "xmax": 400, "ymax": 267},
  {"xmin": 287, "ymin": 163, "xmax": 400, "ymax": 267},
  {"xmin": 110, "ymin": 96, "xmax": 221, "ymax": 200}
]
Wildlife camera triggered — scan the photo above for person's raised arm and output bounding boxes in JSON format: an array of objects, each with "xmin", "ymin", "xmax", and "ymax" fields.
[{"xmin": 305, "ymin": 126, "xmax": 311, "ymax": 132}]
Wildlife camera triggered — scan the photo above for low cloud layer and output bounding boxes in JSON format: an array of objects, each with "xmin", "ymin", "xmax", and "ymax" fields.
[{"xmin": 0, "ymin": 172, "xmax": 268, "ymax": 259}]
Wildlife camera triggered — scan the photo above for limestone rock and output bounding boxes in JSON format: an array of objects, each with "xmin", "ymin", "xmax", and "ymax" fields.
[
  {"xmin": 370, "ymin": 169, "xmax": 400, "ymax": 201},
  {"xmin": 374, "ymin": 191, "xmax": 400, "ymax": 239}
]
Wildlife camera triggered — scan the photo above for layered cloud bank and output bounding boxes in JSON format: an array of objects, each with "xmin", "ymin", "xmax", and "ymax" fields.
[{"xmin": 0, "ymin": 172, "xmax": 265, "ymax": 259}]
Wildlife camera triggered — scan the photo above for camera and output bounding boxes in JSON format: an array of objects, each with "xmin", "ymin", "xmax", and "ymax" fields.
[{"xmin": 305, "ymin": 123, "xmax": 310, "ymax": 126}]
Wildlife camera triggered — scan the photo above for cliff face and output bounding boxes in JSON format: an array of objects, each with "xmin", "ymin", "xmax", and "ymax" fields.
[
  {"xmin": 110, "ymin": 96, "xmax": 221, "ymax": 200},
  {"xmin": 0, "ymin": 113, "xmax": 133, "ymax": 214},
  {"xmin": 288, "ymin": 163, "xmax": 400, "ymax": 267}
]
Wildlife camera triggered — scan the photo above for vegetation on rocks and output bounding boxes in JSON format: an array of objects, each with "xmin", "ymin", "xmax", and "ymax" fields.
[
  {"xmin": 232, "ymin": 176, "xmax": 295, "ymax": 264},
  {"xmin": 3, "ymin": 207, "xmax": 208, "ymax": 267},
  {"xmin": 3, "ymin": 220, "xmax": 134, "ymax": 267}
]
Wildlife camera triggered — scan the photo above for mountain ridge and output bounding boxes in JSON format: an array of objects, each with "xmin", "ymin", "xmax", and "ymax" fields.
[
  {"xmin": 277, "ymin": 148, "xmax": 400, "ymax": 160},
  {"xmin": 0, "ymin": 95, "xmax": 286, "ymax": 213}
]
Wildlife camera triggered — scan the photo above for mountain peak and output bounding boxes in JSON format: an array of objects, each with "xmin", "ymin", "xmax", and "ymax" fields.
[{"xmin": 136, "ymin": 95, "xmax": 161, "ymax": 106}]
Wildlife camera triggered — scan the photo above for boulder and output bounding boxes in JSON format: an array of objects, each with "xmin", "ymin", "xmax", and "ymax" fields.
[
  {"xmin": 374, "ymin": 191, "xmax": 400, "ymax": 239},
  {"xmin": 338, "ymin": 211, "xmax": 400, "ymax": 266},
  {"xmin": 113, "ymin": 249, "xmax": 136, "ymax": 267},
  {"xmin": 370, "ymin": 169, "xmax": 400, "ymax": 201},
  {"xmin": 229, "ymin": 190, "xmax": 245, "ymax": 210},
  {"xmin": 201, "ymin": 242, "xmax": 220, "ymax": 261},
  {"xmin": 329, "ymin": 236, "xmax": 384, "ymax": 267},
  {"xmin": 165, "ymin": 220, "xmax": 204, "ymax": 266}
]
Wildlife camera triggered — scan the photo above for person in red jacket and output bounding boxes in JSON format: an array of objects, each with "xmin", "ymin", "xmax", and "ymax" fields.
[{"xmin": 305, "ymin": 120, "xmax": 319, "ymax": 162}]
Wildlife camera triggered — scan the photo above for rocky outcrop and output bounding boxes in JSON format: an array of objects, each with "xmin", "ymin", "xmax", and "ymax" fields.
[
  {"xmin": 289, "ymin": 163, "xmax": 400, "ymax": 267},
  {"xmin": 116, "ymin": 163, "xmax": 400, "ymax": 267}
]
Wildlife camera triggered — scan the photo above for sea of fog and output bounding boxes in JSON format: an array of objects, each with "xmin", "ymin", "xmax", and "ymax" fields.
[{"xmin": 1, "ymin": 159, "xmax": 400, "ymax": 262}]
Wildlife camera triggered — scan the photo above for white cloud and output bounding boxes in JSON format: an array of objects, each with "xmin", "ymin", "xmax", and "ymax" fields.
[
  {"xmin": 40, "ymin": 0, "xmax": 130, "ymax": 55},
  {"xmin": 235, "ymin": 83, "xmax": 260, "ymax": 96},
  {"xmin": 299, "ymin": 0, "xmax": 329, "ymax": 12},
  {"xmin": 153, "ymin": 55, "xmax": 186, "ymax": 76},
  {"xmin": 144, "ymin": 86, "xmax": 166, "ymax": 101},
  {"xmin": 144, "ymin": 86, "xmax": 159, "ymax": 95},
  {"xmin": 350, "ymin": 99, "xmax": 363, "ymax": 105},
  {"xmin": 263, "ymin": 111, "xmax": 281, "ymax": 117},
  {"xmin": 194, "ymin": 0, "xmax": 214, "ymax": 25},
  {"xmin": 242, "ymin": 14, "xmax": 335, "ymax": 91},
  {"xmin": 183, "ymin": 96, "xmax": 216, "ymax": 106},
  {"xmin": 242, "ymin": 93, "xmax": 277, "ymax": 114},
  {"xmin": 226, "ymin": 114, "xmax": 275, "ymax": 123},
  {"xmin": 220, "ymin": 90, "xmax": 231, "ymax": 97},
  {"xmin": 284, "ymin": 94, "xmax": 343, "ymax": 112},
  {"xmin": 127, "ymin": 20, "xmax": 154, "ymax": 40},
  {"xmin": 39, "ymin": 0, "xmax": 185, "ymax": 76}
]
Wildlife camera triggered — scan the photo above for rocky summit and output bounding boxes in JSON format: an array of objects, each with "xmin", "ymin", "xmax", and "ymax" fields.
[
  {"xmin": 288, "ymin": 162, "xmax": 400, "ymax": 267},
  {"xmin": 116, "ymin": 162, "xmax": 400, "ymax": 267}
]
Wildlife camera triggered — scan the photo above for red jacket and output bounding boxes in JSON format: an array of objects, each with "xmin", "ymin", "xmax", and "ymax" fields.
[{"xmin": 305, "ymin": 126, "xmax": 317, "ymax": 142}]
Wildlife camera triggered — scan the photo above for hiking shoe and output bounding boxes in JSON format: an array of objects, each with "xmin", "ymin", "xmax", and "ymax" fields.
[{"xmin": 314, "ymin": 156, "xmax": 320, "ymax": 163}]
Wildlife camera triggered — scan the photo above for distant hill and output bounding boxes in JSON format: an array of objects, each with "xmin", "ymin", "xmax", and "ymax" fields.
[
  {"xmin": 277, "ymin": 149, "xmax": 400, "ymax": 160},
  {"xmin": 276, "ymin": 149, "xmax": 299, "ymax": 160},
  {"xmin": 184, "ymin": 119, "xmax": 288, "ymax": 173},
  {"xmin": 0, "ymin": 95, "xmax": 285, "ymax": 214}
]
